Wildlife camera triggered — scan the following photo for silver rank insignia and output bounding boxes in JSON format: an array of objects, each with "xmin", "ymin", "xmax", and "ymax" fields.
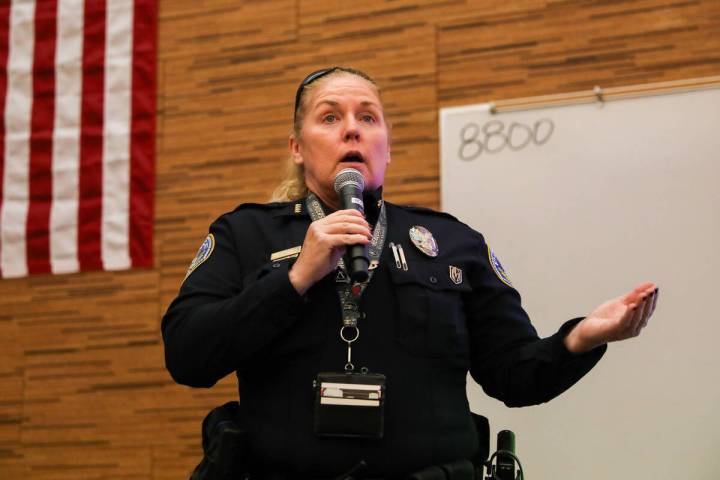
[
  {"xmin": 409, "ymin": 226, "xmax": 438, "ymax": 257},
  {"xmin": 449, "ymin": 265, "xmax": 463, "ymax": 285}
]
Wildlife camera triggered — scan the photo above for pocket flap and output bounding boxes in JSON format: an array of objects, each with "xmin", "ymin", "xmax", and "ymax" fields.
[{"xmin": 387, "ymin": 261, "xmax": 471, "ymax": 292}]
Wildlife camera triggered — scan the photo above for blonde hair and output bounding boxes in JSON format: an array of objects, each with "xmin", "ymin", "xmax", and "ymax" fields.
[{"xmin": 269, "ymin": 68, "xmax": 382, "ymax": 202}]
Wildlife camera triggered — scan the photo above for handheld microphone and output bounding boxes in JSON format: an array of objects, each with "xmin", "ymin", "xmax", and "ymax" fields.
[{"xmin": 333, "ymin": 168, "xmax": 369, "ymax": 283}]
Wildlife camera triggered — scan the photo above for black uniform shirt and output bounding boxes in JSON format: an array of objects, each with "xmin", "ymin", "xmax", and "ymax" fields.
[{"xmin": 161, "ymin": 192, "xmax": 606, "ymax": 477}]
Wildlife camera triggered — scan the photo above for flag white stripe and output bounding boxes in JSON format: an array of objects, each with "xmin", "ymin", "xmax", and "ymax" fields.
[
  {"xmin": 101, "ymin": 0, "xmax": 132, "ymax": 270},
  {"xmin": 1, "ymin": 1, "xmax": 35, "ymax": 278},
  {"xmin": 50, "ymin": 0, "xmax": 84, "ymax": 275}
]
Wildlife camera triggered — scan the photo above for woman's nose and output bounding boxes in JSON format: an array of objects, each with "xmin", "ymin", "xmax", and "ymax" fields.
[{"xmin": 343, "ymin": 118, "xmax": 360, "ymax": 142}]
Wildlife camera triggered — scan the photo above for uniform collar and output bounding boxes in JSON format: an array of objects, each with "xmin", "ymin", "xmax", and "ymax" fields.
[
  {"xmin": 312, "ymin": 187, "xmax": 383, "ymax": 226},
  {"xmin": 274, "ymin": 187, "xmax": 384, "ymax": 225}
]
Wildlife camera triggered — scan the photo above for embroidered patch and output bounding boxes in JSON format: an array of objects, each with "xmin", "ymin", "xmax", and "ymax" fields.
[
  {"xmin": 487, "ymin": 246, "xmax": 512, "ymax": 287},
  {"xmin": 185, "ymin": 234, "xmax": 215, "ymax": 280}
]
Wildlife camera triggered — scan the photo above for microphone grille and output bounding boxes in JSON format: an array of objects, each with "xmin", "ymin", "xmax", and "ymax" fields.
[{"xmin": 333, "ymin": 168, "xmax": 365, "ymax": 193}]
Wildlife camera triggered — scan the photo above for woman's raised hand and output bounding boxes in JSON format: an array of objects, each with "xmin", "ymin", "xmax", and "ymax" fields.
[
  {"xmin": 564, "ymin": 282, "xmax": 659, "ymax": 354},
  {"xmin": 288, "ymin": 210, "xmax": 372, "ymax": 295}
]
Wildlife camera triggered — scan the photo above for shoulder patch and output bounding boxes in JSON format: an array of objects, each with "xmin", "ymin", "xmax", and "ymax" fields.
[
  {"xmin": 185, "ymin": 234, "xmax": 215, "ymax": 280},
  {"xmin": 487, "ymin": 246, "xmax": 513, "ymax": 287}
]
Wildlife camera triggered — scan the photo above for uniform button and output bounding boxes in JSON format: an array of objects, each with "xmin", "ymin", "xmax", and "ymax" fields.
[
  {"xmin": 429, "ymin": 275, "xmax": 437, "ymax": 284},
  {"xmin": 272, "ymin": 262, "xmax": 281, "ymax": 268}
]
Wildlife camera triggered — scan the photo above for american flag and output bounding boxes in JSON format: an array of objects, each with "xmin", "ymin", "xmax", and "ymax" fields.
[{"xmin": 0, "ymin": 0, "xmax": 157, "ymax": 279}]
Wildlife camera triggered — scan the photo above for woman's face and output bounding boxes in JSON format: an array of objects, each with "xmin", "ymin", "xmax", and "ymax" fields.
[{"xmin": 290, "ymin": 74, "xmax": 391, "ymax": 203}]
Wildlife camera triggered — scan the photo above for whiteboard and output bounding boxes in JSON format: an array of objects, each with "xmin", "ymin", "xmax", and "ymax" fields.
[{"xmin": 440, "ymin": 87, "xmax": 720, "ymax": 480}]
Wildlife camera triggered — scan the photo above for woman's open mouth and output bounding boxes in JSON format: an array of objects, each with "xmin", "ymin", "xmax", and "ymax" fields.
[{"xmin": 340, "ymin": 152, "xmax": 365, "ymax": 164}]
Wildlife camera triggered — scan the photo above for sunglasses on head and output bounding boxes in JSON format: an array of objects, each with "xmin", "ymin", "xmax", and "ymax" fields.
[{"xmin": 293, "ymin": 67, "xmax": 339, "ymax": 124}]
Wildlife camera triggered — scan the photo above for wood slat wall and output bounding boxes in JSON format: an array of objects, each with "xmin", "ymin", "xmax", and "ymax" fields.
[{"xmin": 1, "ymin": 0, "xmax": 718, "ymax": 478}]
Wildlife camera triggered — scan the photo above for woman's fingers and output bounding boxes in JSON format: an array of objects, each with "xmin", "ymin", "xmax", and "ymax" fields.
[
  {"xmin": 289, "ymin": 210, "xmax": 375, "ymax": 295},
  {"xmin": 322, "ymin": 221, "xmax": 372, "ymax": 238},
  {"xmin": 640, "ymin": 288, "xmax": 659, "ymax": 329},
  {"xmin": 648, "ymin": 287, "xmax": 659, "ymax": 318},
  {"xmin": 307, "ymin": 214, "xmax": 370, "ymax": 239},
  {"xmin": 625, "ymin": 303, "xmax": 643, "ymax": 335},
  {"xmin": 337, "ymin": 233, "xmax": 372, "ymax": 245},
  {"xmin": 622, "ymin": 282, "xmax": 656, "ymax": 306},
  {"xmin": 317, "ymin": 212, "xmax": 370, "ymax": 233},
  {"xmin": 323, "ymin": 209, "xmax": 369, "ymax": 224},
  {"xmin": 631, "ymin": 290, "xmax": 656, "ymax": 335},
  {"xmin": 314, "ymin": 210, "xmax": 372, "ymax": 243},
  {"xmin": 630, "ymin": 298, "xmax": 647, "ymax": 336}
]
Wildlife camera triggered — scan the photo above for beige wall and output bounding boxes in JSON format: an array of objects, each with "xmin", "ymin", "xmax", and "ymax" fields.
[{"xmin": 1, "ymin": 1, "xmax": 719, "ymax": 478}]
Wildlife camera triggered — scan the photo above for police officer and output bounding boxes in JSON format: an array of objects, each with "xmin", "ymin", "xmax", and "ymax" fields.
[{"xmin": 162, "ymin": 67, "xmax": 659, "ymax": 479}]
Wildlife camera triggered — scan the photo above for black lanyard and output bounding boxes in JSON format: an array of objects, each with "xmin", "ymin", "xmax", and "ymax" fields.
[{"xmin": 305, "ymin": 193, "xmax": 387, "ymax": 371}]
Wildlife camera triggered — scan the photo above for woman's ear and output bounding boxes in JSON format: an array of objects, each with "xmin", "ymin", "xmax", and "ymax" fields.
[{"xmin": 289, "ymin": 135, "xmax": 303, "ymax": 166}]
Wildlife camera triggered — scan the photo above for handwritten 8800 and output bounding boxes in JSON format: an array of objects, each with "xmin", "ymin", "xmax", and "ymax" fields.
[{"xmin": 457, "ymin": 119, "xmax": 554, "ymax": 161}]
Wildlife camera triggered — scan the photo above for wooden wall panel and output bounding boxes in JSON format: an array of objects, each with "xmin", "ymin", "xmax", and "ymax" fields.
[
  {"xmin": 0, "ymin": 0, "xmax": 718, "ymax": 478},
  {"xmin": 437, "ymin": 0, "xmax": 720, "ymax": 103},
  {"xmin": 0, "ymin": 271, "xmax": 162, "ymax": 479},
  {"xmin": 0, "ymin": 311, "xmax": 24, "ymax": 477}
]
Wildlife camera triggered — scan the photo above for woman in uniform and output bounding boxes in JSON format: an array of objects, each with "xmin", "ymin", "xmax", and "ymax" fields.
[{"xmin": 162, "ymin": 67, "xmax": 658, "ymax": 479}]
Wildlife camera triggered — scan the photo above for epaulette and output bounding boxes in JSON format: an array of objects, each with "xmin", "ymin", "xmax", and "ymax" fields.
[
  {"xmin": 394, "ymin": 204, "xmax": 459, "ymax": 222},
  {"xmin": 231, "ymin": 201, "xmax": 291, "ymax": 212},
  {"xmin": 231, "ymin": 200, "xmax": 308, "ymax": 217}
]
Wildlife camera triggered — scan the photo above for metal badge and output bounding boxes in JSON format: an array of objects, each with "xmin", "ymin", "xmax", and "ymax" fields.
[
  {"xmin": 449, "ymin": 265, "xmax": 463, "ymax": 285},
  {"xmin": 409, "ymin": 226, "xmax": 438, "ymax": 257}
]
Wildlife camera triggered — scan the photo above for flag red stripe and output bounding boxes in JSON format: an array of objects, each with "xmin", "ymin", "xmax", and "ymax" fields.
[
  {"xmin": 0, "ymin": 3, "xmax": 11, "ymax": 278},
  {"xmin": 78, "ymin": 0, "xmax": 105, "ymax": 271},
  {"xmin": 129, "ymin": 0, "xmax": 157, "ymax": 268},
  {"xmin": 26, "ymin": 0, "xmax": 57, "ymax": 275}
]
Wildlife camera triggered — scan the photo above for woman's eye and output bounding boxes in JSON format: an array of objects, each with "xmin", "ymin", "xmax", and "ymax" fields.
[
  {"xmin": 322, "ymin": 114, "xmax": 336, "ymax": 123},
  {"xmin": 360, "ymin": 114, "xmax": 375, "ymax": 123}
]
